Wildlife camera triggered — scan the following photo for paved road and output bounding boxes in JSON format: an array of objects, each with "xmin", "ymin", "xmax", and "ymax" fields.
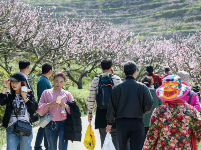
[{"xmin": 1, "ymin": 116, "xmax": 101, "ymax": 150}]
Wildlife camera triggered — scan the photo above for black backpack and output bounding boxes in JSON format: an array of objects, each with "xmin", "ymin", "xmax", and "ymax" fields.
[
  {"xmin": 154, "ymin": 75, "xmax": 160, "ymax": 89},
  {"xmin": 96, "ymin": 73, "xmax": 114, "ymax": 109}
]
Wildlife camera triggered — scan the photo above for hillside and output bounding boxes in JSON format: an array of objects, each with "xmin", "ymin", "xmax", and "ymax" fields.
[{"xmin": 23, "ymin": 0, "xmax": 201, "ymax": 38}]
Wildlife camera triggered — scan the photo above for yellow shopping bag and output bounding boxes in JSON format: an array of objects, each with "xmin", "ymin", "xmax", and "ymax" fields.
[{"xmin": 84, "ymin": 124, "xmax": 96, "ymax": 150}]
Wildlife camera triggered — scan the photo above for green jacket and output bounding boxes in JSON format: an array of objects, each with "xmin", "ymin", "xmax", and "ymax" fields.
[{"xmin": 143, "ymin": 87, "xmax": 162, "ymax": 127}]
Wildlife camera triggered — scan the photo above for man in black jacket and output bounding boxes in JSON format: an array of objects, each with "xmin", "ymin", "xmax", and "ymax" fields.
[{"xmin": 106, "ymin": 61, "xmax": 154, "ymax": 150}]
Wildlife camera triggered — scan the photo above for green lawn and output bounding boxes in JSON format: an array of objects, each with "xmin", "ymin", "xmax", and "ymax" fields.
[{"xmin": 0, "ymin": 128, "xmax": 6, "ymax": 148}]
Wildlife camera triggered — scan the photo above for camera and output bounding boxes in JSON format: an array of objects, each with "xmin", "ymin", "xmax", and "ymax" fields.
[{"xmin": 192, "ymin": 86, "xmax": 200, "ymax": 97}]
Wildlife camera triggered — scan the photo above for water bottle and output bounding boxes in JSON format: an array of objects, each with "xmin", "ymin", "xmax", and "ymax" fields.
[{"xmin": 61, "ymin": 107, "xmax": 67, "ymax": 119}]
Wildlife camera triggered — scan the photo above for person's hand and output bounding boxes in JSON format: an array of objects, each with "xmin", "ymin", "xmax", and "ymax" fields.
[
  {"xmin": 21, "ymin": 90, "xmax": 28, "ymax": 100},
  {"xmin": 106, "ymin": 125, "xmax": 112, "ymax": 133},
  {"xmin": 59, "ymin": 100, "xmax": 69, "ymax": 109},
  {"xmin": 3, "ymin": 79, "xmax": 10, "ymax": 88},
  {"xmin": 47, "ymin": 101, "xmax": 59, "ymax": 108},
  {"xmin": 88, "ymin": 113, "xmax": 93, "ymax": 122}
]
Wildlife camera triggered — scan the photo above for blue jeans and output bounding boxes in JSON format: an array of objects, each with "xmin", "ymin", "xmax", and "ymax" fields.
[
  {"xmin": 45, "ymin": 121, "xmax": 68, "ymax": 150},
  {"xmin": 7, "ymin": 124, "xmax": 33, "ymax": 150},
  {"xmin": 34, "ymin": 127, "xmax": 49, "ymax": 150}
]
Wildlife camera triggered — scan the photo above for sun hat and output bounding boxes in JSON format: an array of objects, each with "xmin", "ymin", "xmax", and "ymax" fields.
[
  {"xmin": 156, "ymin": 75, "xmax": 191, "ymax": 101},
  {"xmin": 10, "ymin": 73, "xmax": 26, "ymax": 82},
  {"xmin": 177, "ymin": 71, "xmax": 190, "ymax": 85}
]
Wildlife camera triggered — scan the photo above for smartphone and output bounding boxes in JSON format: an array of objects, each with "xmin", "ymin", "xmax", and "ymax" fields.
[
  {"xmin": 21, "ymin": 86, "xmax": 28, "ymax": 92},
  {"xmin": 56, "ymin": 96, "xmax": 62, "ymax": 104}
]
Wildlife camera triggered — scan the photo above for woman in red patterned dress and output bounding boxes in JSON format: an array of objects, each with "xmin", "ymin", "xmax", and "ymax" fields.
[{"xmin": 143, "ymin": 75, "xmax": 201, "ymax": 150}]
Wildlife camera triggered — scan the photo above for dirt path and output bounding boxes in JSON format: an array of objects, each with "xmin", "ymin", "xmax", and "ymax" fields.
[{"xmin": 1, "ymin": 116, "xmax": 101, "ymax": 150}]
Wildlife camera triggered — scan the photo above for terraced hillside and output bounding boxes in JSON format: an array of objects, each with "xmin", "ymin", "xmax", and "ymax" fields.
[{"xmin": 23, "ymin": 0, "xmax": 201, "ymax": 38}]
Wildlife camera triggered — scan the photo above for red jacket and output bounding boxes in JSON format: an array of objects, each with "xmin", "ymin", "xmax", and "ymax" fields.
[{"xmin": 147, "ymin": 73, "xmax": 162, "ymax": 86}]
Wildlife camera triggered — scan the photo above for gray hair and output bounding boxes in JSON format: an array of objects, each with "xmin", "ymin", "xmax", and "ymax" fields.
[{"xmin": 177, "ymin": 71, "xmax": 190, "ymax": 85}]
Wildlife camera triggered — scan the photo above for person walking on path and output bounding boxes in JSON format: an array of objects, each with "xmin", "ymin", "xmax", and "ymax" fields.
[
  {"xmin": 37, "ymin": 72, "xmax": 73, "ymax": 150},
  {"xmin": 88, "ymin": 59, "xmax": 121, "ymax": 150},
  {"xmin": 0, "ymin": 73, "xmax": 38, "ymax": 150},
  {"xmin": 143, "ymin": 75, "xmax": 201, "ymax": 150},
  {"xmin": 18, "ymin": 60, "xmax": 38, "ymax": 150},
  {"xmin": 141, "ymin": 76, "xmax": 162, "ymax": 137},
  {"xmin": 19, "ymin": 60, "xmax": 38, "ymax": 122},
  {"xmin": 146, "ymin": 65, "xmax": 162, "ymax": 89},
  {"xmin": 177, "ymin": 71, "xmax": 200, "ymax": 111},
  {"xmin": 34, "ymin": 63, "xmax": 53, "ymax": 150},
  {"xmin": 106, "ymin": 61, "xmax": 154, "ymax": 150}
]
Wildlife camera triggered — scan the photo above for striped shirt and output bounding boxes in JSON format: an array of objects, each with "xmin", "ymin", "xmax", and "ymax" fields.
[{"xmin": 88, "ymin": 72, "xmax": 122, "ymax": 111}]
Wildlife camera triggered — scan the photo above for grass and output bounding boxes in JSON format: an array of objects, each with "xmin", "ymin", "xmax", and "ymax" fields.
[
  {"xmin": 68, "ymin": 86, "xmax": 89, "ymax": 97},
  {"xmin": 0, "ymin": 128, "xmax": 6, "ymax": 149}
]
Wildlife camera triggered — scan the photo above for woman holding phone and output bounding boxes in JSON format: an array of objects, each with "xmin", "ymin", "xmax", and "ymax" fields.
[
  {"xmin": 0, "ymin": 73, "xmax": 38, "ymax": 150},
  {"xmin": 37, "ymin": 72, "xmax": 74, "ymax": 150}
]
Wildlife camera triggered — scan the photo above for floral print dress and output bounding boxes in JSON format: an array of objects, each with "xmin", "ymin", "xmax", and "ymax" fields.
[{"xmin": 143, "ymin": 101, "xmax": 201, "ymax": 150}]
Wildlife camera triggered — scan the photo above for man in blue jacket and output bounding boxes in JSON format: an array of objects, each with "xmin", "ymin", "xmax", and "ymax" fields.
[
  {"xmin": 106, "ymin": 61, "xmax": 153, "ymax": 150},
  {"xmin": 34, "ymin": 63, "xmax": 53, "ymax": 150}
]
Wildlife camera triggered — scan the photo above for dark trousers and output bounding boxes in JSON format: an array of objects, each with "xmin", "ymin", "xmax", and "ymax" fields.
[
  {"xmin": 144, "ymin": 127, "xmax": 149, "ymax": 137},
  {"xmin": 99, "ymin": 128, "xmax": 119, "ymax": 150},
  {"xmin": 116, "ymin": 118, "xmax": 144, "ymax": 150},
  {"xmin": 34, "ymin": 127, "xmax": 49, "ymax": 150}
]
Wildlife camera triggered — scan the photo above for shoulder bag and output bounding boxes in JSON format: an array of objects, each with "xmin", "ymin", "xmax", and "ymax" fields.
[{"xmin": 13, "ymin": 108, "xmax": 32, "ymax": 136}]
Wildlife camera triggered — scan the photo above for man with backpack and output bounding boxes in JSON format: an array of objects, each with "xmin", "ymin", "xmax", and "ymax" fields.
[{"xmin": 88, "ymin": 59, "xmax": 121, "ymax": 150}]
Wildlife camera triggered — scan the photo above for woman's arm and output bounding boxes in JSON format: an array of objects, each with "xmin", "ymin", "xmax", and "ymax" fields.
[
  {"xmin": 37, "ymin": 91, "xmax": 54, "ymax": 116},
  {"xmin": 0, "ymin": 79, "xmax": 10, "ymax": 105},
  {"xmin": 0, "ymin": 92, "xmax": 7, "ymax": 106},
  {"xmin": 192, "ymin": 93, "xmax": 200, "ymax": 112},
  {"xmin": 26, "ymin": 91, "xmax": 38, "ymax": 114}
]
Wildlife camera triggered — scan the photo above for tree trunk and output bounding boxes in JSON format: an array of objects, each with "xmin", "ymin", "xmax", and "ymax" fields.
[{"xmin": 77, "ymin": 82, "xmax": 83, "ymax": 89}]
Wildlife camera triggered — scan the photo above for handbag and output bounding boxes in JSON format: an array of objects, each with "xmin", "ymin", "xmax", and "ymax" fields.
[
  {"xmin": 13, "ymin": 120, "xmax": 32, "ymax": 136},
  {"xmin": 13, "ymin": 109, "xmax": 32, "ymax": 136},
  {"xmin": 38, "ymin": 113, "xmax": 51, "ymax": 128}
]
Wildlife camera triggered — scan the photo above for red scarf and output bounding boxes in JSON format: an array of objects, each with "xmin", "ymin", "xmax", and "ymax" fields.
[{"xmin": 165, "ymin": 100, "xmax": 197, "ymax": 150}]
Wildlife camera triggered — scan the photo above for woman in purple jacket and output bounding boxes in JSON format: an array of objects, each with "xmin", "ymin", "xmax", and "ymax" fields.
[{"xmin": 178, "ymin": 71, "xmax": 200, "ymax": 111}]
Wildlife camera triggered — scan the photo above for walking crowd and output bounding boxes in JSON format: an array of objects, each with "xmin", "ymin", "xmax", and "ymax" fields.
[{"xmin": 0, "ymin": 59, "xmax": 201, "ymax": 150}]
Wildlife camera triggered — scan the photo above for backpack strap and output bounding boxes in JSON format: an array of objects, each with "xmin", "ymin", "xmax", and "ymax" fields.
[
  {"xmin": 188, "ymin": 91, "xmax": 193, "ymax": 104},
  {"xmin": 97, "ymin": 74, "xmax": 102, "ymax": 92}
]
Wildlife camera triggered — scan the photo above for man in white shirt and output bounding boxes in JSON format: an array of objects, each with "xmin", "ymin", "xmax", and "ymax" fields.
[{"xmin": 18, "ymin": 60, "xmax": 39, "ymax": 150}]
